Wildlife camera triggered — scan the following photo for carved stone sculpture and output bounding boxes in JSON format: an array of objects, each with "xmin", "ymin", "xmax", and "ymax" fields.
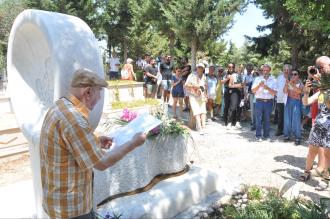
[{"xmin": 7, "ymin": 9, "xmax": 104, "ymax": 218}]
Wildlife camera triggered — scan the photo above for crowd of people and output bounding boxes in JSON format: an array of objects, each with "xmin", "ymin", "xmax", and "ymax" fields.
[
  {"xmin": 138, "ymin": 54, "xmax": 330, "ymax": 188},
  {"xmin": 38, "ymin": 54, "xmax": 329, "ymax": 218},
  {"xmin": 106, "ymin": 52, "xmax": 330, "ymax": 189}
]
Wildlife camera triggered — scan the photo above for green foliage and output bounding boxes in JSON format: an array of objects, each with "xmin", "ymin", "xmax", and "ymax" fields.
[
  {"xmin": 107, "ymin": 80, "xmax": 138, "ymax": 86},
  {"xmin": 249, "ymin": 0, "xmax": 330, "ymax": 69},
  {"xmin": 111, "ymin": 99, "xmax": 159, "ymax": 110},
  {"xmin": 0, "ymin": 0, "xmax": 27, "ymax": 72},
  {"xmin": 247, "ymin": 186, "xmax": 263, "ymax": 201},
  {"xmin": 284, "ymin": 0, "xmax": 330, "ymax": 33},
  {"xmin": 162, "ymin": 0, "xmax": 246, "ymax": 68},
  {"xmin": 221, "ymin": 188, "xmax": 328, "ymax": 219}
]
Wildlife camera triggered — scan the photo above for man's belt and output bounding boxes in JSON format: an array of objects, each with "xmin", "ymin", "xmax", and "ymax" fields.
[{"xmin": 256, "ymin": 98, "xmax": 273, "ymax": 102}]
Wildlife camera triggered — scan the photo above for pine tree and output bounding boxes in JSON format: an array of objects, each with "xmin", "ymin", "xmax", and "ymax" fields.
[{"xmin": 162, "ymin": 0, "xmax": 246, "ymax": 70}]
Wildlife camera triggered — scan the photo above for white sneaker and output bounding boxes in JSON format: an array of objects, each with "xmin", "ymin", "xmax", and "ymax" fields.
[
  {"xmin": 199, "ymin": 130, "xmax": 205, "ymax": 135},
  {"xmin": 236, "ymin": 122, "xmax": 242, "ymax": 128}
]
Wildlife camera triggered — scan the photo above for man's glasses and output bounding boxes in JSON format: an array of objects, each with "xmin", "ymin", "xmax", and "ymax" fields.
[{"xmin": 292, "ymin": 73, "xmax": 299, "ymax": 76}]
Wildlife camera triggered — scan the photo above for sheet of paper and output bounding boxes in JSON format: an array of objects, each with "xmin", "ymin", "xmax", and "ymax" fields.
[{"xmin": 107, "ymin": 113, "xmax": 162, "ymax": 150}]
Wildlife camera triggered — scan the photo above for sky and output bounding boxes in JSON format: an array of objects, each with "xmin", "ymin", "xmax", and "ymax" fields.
[{"xmin": 222, "ymin": 3, "xmax": 273, "ymax": 48}]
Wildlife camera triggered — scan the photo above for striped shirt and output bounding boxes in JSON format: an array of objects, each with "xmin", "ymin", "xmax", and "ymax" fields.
[{"xmin": 40, "ymin": 95, "xmax": 104, "ymax": 218}]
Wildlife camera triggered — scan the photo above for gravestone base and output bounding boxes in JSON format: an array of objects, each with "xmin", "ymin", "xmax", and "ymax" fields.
[{"xmin": 96, "ymin": 166, "xmax": 239, "ymax": 219}]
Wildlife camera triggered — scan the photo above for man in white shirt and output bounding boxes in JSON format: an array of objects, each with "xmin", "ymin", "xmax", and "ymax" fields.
[
  {"xmin": 108, "ymin": 52, "xmax": 121, "ymax": 80},
  {"xmin": 276, "ymin": 64, "xmax": 292, "ymax": 136},
  {"xmin": 252, "ymin": 64, "xmax": 277, "ymax": 141},
  {"xmin": 244, "ymin": 64, "xmax": 254, "ymax": 127}
]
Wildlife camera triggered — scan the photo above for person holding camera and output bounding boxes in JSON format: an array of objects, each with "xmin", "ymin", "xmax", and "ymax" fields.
[
  {"xmin": 276, "ymin": 64, "xmax": 292, "ymax": 136},
  {"xmin": 185, "ymin": 63, "xmax": 207, "ymax": 135},
  {"xmin": 283, "ymin": 70, "xmax": 304, "ymax": 145},
  {"xmin": 251, "ymin": 64, "xmax": 277, "ymax": 141},
  {"xmin": 299, "ymin": 56, "xmax": 330, "ymax": 185}
]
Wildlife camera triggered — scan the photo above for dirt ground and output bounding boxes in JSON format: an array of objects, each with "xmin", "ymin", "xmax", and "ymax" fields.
[{"xmin": 0, "ymin": 153, "xmax": 32, "ymax": 187}]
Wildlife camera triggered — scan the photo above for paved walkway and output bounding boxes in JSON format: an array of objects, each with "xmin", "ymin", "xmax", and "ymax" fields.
[{"xmin": 182, "ymin": 113, "xmax": 330, "ymax": 203}]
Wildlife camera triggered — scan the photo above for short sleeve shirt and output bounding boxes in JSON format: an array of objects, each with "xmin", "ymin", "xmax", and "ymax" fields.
[
  {"xmin": 109, "ymin": 57, "xmax": 120, "ymax": 72},
  {"xmin": 185, "ymin": 73, "xmax": 207, "ymax": 99},
  {"xmin": 252, "ymin": 75, "xmax": 277, "ymax": 99},
  {"xmin": 160, "ymin": 62, "xmax": 174, "ymax": 80},
  {"xmin": 145, "ymin": 64, "xmax": 158, "ymax": 84},
  {"xmin": 40, "ymin": 95, "xmax": 104, "ymax": 218}
]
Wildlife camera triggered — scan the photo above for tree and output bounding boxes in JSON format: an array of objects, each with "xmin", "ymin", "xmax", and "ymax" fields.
[
  {"xmin": 26, "ymin": 0, "xmax": 97, "ymax": 28},
  {"xmin": 0, "ymin": 0, "xmax": 27, "ymax": 73},
  {"xmin": 284, "ymin": 0, "xmax": 330, "ymax": 34},
  {"xmin": 97, "ymin": 0, "xmax": 135, "ymax": 63},
  {"xmin": 162, "ymin": 0, "xmax": 246, "ymax": 70},
  {"xmin": 249, "ymin": 0, "xmax": 330, "ymax": 70}
]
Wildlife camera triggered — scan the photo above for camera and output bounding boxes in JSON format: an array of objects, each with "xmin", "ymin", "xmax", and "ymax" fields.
[
  {"xmin": 199, "ymin": 86, "xmax": 205, "ymax": 92},
  {"xmin": 308, "ymin": 66, "xmax": 318, "ymax": 75}
]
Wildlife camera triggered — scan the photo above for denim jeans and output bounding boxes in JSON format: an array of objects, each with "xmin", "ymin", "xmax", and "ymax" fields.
[
  {"xmin": 249, "ymin": 94, "xmax": 255, "ymax": 126},
  {"xmin": 220, "ymin": 94, "xmax": 225, "ymax": 116},
  {"xmin": 284, "ymin": 97, "xmax": 302, "ymax": 140},
  {"xmin": 255, "ymin": 100, "xmax": 273, "ymax": 138}
]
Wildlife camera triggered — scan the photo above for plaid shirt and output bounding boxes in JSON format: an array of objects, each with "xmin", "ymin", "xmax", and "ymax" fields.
[{"xmin": 40, "ymin": 95, "xmax": 104, "ymax": 218}]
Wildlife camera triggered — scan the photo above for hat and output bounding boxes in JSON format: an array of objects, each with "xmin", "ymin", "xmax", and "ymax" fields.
[
  {"xmin": 127, "ymin": 58, "xmax": 134, "ymax": 63},
  {"xmin": 196, "ymin": 63, "xmax": 205, "ymax": 68},
  {"xmin": 71, "ymin": 68, "xmax": 108, "ymax": 88}
]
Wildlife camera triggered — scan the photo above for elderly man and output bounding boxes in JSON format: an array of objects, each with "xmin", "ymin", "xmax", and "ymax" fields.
[
  {"xmin": 252, "ymin": 64, "xmax": 277, "ymax": 141},
  {"xmin": 39, "ymin": 69, "xmax": 146, "ymax": 219}
]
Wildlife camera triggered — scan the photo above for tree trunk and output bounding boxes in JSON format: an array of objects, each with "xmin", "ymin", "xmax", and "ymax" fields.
[
  {"xmin": 107, "ymin": 38, "xmax": 111, "ymax": 60},
  {"xmin": 191, "ymin": 38, "xmax": 198, "ymax": 72},
  {"xmin": 291, "ymin": 45, "xmax": 299, "ymax": 69},
  {"xmin": 123, "ymin": 37, "xmax": 128, "ymax": 64},
  {"xmin": 169, "ymin": 32, "xmax": 175, "ymax": 60}
]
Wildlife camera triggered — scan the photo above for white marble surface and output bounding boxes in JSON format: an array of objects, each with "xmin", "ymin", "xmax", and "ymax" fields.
[
  {"xmin": 93, "ymin": 135, "xmax": 189, "ymax": 207},
  {"xmin": 7, "ymin": 9, "xmax": 104, "ymax": 218},
  {"xmin": 96, "ymin": 166, "xmax": 238, "ymax": 219}
]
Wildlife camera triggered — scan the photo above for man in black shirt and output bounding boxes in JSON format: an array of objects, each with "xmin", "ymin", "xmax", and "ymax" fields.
[
  {"xmin": 145, "ymin": 58, "xmax": 158, "ymax": 98},
  {"xmin": 222, "ymin": 63, "xmax": 235, "ymax": 126},
  {"xmin": 160, "ymin": 55, "xmax": 174, "ymax": 103}
]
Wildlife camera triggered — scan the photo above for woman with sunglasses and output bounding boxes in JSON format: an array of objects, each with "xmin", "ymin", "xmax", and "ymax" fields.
[{"xmin": 283, "ymin": 70, "xmax": 304, "ymax": 145}]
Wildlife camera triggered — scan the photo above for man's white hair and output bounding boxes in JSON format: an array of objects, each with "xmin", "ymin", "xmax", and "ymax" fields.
[
  {"xmin": 283, "ymin": 64, "xmax": 292, "ymax": 70},
  {"xmin": 316, "ymin": 56, "xmax": 330, "ymax": 65}
]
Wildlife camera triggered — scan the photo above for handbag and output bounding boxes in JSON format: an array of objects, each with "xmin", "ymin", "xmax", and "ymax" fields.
[{"xmin": 121, "ymin": 69, "xmax": 129, "ymax": 80}]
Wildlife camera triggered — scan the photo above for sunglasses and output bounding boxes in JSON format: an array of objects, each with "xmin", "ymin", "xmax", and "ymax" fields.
[{"xmin": 292, "ymin": 73, "xmax": 299, "ymax": 76}]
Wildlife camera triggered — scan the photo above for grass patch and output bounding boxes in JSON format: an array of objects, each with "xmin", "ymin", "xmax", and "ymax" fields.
[
  {"xmin": 111, "ymin": 99, "xmax": 159, "ymax": 110},
  {"xmin": 107, "ymin": 80, "xmax": 140, "ymax": 86},
  {"xmin": 222, "ymin": 191, "xmax": 327, "ymax": 219}
]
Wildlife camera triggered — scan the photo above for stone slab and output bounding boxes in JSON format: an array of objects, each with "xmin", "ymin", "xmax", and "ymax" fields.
[
  {"xmin": 93, "ymin": 135, "xmax": 189, "ymax": 207},
  {"xmin": 96, "ymin": 166, "xmax": 238, "ymax": 219},
  {"xmin": 0, "ymin": 180, "xmax": 35, "ymax": 218}
]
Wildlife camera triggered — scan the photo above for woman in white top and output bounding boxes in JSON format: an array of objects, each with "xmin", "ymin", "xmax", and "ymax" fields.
[
  {"xmin": 121, "ymin": 58, "xmax": 136, "ymax": 80},
  {"xmin": 185, "ymin": 63, "xmax": 207, "ymax": 135}
]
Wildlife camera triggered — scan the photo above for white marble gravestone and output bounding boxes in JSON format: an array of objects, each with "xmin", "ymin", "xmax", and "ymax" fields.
[
  {"xmin": 7, "ymin": 9, "xmax": 105, "ymax": 218},
  {"xmin": 93, "ymin": 135, "xmax": 189, "ymax": 207}
]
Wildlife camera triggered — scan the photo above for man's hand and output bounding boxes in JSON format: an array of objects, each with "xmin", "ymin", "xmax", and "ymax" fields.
[
  {"xmin": 99, "ymin": 136, "xmax": 113, "ymax": 149},
  {"xmin": 259, "ymin": 81, "xmax": 265, "ymax": 88},
  {"xmin": 130, "ymin": 132, "xmax": 147, "ymax": 148}
]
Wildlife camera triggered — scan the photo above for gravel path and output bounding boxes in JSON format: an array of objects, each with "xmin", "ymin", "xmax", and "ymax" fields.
[{"xmin": 174, "ymin": 109, "xmax": 330, "ymax": 203}]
